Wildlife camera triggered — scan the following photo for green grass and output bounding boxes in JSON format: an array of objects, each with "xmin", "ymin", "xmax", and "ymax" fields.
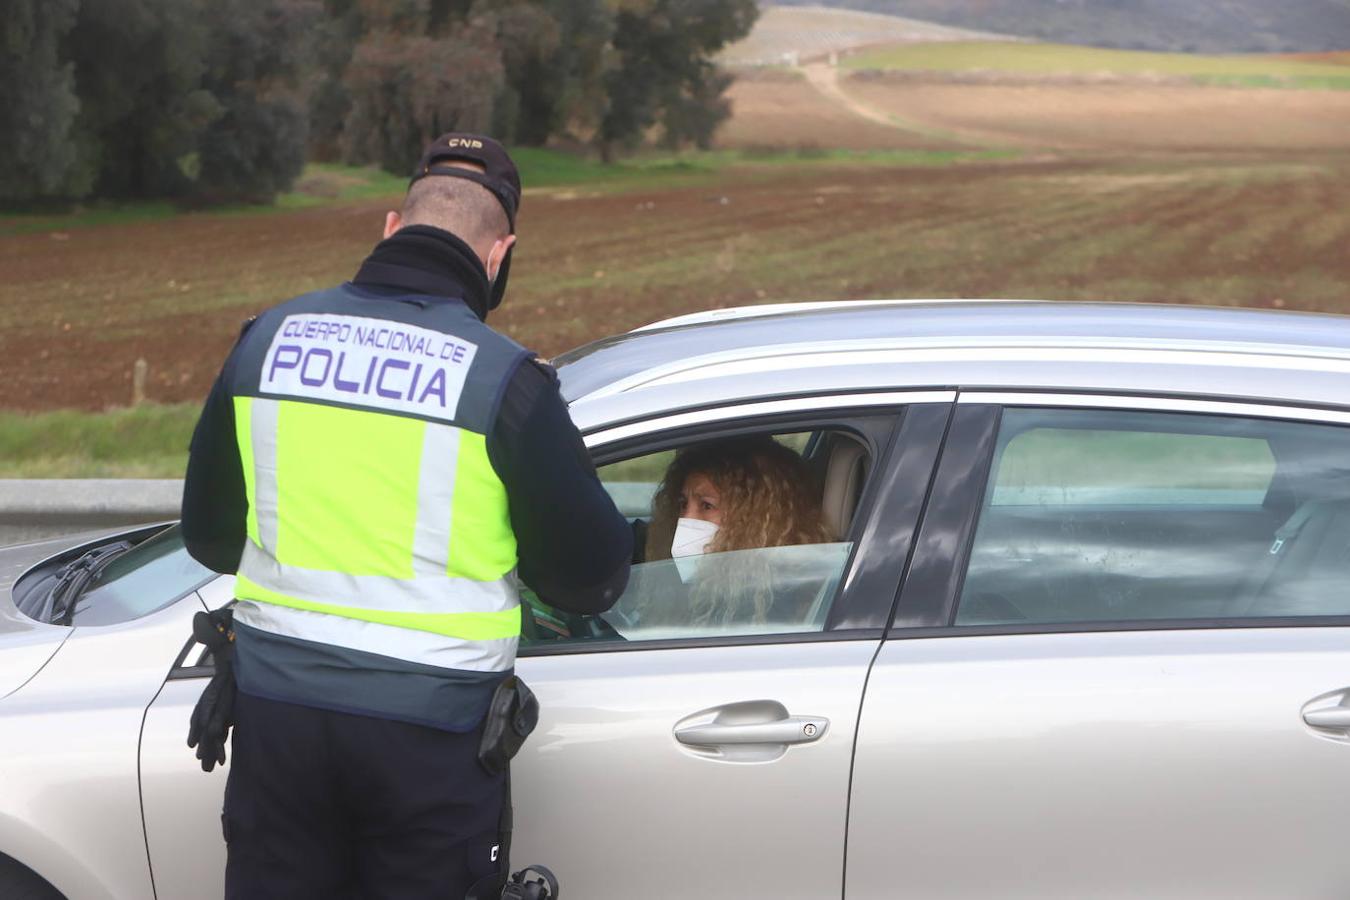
[
  {"xmin": 0, "ymin": 405, "xmax": 197, "ymax": 478},
  {"xmin": 0, "ymin": 150, "xmax": 651, "ymax": 234},
  {"xmin": 844, "ymin": 40, "xmax": 1350, "ymax": 89}
]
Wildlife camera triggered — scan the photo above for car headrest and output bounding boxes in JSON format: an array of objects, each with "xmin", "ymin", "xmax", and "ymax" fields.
[{"xmin": 821, "ymin": 436, "xmax": 868, "ymax": 541}]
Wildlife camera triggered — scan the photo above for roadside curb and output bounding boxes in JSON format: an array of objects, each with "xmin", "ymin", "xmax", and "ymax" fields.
[{"xmin": 0, "ymin": 479, "xmax": 183, "ymax": 545}]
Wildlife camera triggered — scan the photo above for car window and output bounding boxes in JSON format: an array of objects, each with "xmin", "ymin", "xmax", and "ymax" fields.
[
  {"xmin": 957, "ymin": 408, "xmax": 1350, "ymax": 626},
  {"xmin": 991, "ymin": 425, "xmax": 1275, "ymax": 506},
  {"xmin": 524, "ymin": 430, "xmax": 860, "ymax": 647}
]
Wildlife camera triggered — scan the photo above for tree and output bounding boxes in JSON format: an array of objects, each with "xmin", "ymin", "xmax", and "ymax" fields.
[
  {"xmin": 0, "ymin": 0, "xmax": 85, "ymax": 202},
  {"xmin": 472, "ymin": 0, "xmax": 621, "ymax": 146},
  {"xmin": 66, "ymin": 0, "xmax": 217, "ymax": 199},
  {"xmin": 597, "ymin": 0, "xmax": 757, "ymax": 161},
  {"xmin": 531, "ymin": 0, "xmax": 613, "ymax": 145},
  {"xmin": 479, "ymin": 0, "xmax": 561, "ymax": 144},
  {"xmin": 191, "ymin": 0, "xmax": 322, "ymax": 203},
  {"xmin": 341, "ymin": 25, "xmax": 504, "ymax": 174},
  {"xmin": 308, "ymin": 0, "xmax": 366, "ymax": 160},
  {"xmin": 1, "ymin": 0, "xmax": 759, "ymax": 206},
  {"xmin": 659, "ymin": 66, "xmax": 734, "ymax": 150},
  {"xmin": 0, "ymin": 0, "xmax": 321, "ymax": 206}
]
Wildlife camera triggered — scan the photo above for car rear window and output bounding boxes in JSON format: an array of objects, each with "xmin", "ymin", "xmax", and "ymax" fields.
[{"xmin": 958, "ymin": 408, "xmax": 1350, "ymax": 625}]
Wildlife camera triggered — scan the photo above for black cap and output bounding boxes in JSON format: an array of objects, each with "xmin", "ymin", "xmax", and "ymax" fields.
[{"xmin": 410, "ymin": 132, "xmax": 521, "ymax": 231}]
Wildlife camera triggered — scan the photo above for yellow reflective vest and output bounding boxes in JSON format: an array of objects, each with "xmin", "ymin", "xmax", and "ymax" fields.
[{"xmin": 223, "ymin": 287, "xmax": 532, "ymax": 729}]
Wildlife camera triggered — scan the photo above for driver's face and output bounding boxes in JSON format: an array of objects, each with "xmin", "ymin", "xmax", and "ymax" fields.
[{"xmin": 678, "ymin": 472, "xmax": 722, "ymax": 526}]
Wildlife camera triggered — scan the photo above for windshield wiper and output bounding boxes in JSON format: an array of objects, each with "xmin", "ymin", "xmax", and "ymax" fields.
[{"xmin": 39, "ymin": 542, "xmax": 134, "ymax": 626}]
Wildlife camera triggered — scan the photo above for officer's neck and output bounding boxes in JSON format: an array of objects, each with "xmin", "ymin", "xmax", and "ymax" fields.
[{"xmin": 352, "ymin": 225, "xmax": 492, "ymax": 321}]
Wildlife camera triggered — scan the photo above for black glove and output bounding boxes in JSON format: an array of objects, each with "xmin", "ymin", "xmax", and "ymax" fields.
[{"xmin": 186, "ymin": 608, "xmax": 237, "ymax": 773}]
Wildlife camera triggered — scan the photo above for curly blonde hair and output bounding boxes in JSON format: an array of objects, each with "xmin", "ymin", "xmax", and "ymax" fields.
[{"xmin": 643, "ymin": 436, "xmax": 833, "ymax": 626}]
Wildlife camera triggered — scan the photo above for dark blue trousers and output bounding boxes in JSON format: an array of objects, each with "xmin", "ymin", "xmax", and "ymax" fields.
[{"xmin": 223, "ymin": 691, "xmax": 504, "ymax": 899}]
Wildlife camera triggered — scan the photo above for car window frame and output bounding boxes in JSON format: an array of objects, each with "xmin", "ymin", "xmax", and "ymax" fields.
[
  {"xmin": 519, "ymin": 390, "xmax": 955, "ymax": 656},
  {"xmin": 887, "ymin": 389, "xmax": 1350, "ymax": 639}
]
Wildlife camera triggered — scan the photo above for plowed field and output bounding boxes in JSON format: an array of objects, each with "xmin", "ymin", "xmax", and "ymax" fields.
[
  {"xmin": 4, "ymin": 152, "xmax": 1348, "ymax": 413},
  {"xmin": 842, "ymin": 77, "xmax": 1350, "ymax": 150},
  {"xmin": 719, "ymin": 71, "xmax": 960, "ymax": 150}
]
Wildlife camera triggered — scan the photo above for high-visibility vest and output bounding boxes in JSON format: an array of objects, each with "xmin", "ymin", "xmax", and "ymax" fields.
[{"xmin": 224, "ymin": 285, "xmax": 531, "ymax": 705}]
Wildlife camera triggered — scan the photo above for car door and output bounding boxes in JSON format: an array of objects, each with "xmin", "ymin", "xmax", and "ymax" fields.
[
  {"xmin": 139, "ymin": 392, "xmax": 952, "ymax": 899},
  {"xmin": 507, "ymin": 393, "xmax": 950, "ymax": 899},
  {"xmin": 847, "ymin": 395, "xmax": 1350, "ymax": 899}
]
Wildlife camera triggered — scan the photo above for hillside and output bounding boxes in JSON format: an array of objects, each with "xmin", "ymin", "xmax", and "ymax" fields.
[
  {"xmin": 843, "ymin": 41, "xmax": 1350, "ymax": 89},
  {"xmin": 719, "ymin": 5, "xmax": 1011, "ymax": 66},
  {"xmin": 767, "ymin": 0, "xmax": 1350, "ymax": 53}
]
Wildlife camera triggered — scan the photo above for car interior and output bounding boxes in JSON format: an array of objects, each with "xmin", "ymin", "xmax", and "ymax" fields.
[
  {"xmin": 812, "ymin": 431, "xmax": 870, "ymax": 542},
  {"xmin": 522, "ymin": 427, "xmax": 870, "ymax": 644}
]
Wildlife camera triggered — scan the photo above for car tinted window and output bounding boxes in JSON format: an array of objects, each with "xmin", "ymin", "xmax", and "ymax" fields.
[
  {"xmin": 992, "ymin": 426, "xmax": 1275, "ymax": 506},
  {"xmin": 525, "ymin": 431, "xmax": 856, "ymax": 647},
  {"xmin": 957, "ymin": 408, "xmax": 1350, "ymax": 625}
]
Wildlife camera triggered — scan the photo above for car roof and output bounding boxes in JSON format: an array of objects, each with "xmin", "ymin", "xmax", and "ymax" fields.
[{"xmin": 556, "ymin": 300, "xmax": 1350, "ymax": 433}]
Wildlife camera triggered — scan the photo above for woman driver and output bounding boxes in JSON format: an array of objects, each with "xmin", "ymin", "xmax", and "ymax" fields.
[{"xmin": 642, "ymin": 435, "xmax": 833, "ymax": 626}]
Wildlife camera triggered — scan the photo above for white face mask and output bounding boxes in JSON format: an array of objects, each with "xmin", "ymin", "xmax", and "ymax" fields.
[{"xmin": 670, "ymin": 517, "xmax": 719, "ymax": 582}]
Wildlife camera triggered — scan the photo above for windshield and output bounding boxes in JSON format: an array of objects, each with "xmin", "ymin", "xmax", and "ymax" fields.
[
  {"xmin": 14, "ymin": 525, "xmax": 214, "ymax": 627},
  {"xmin": 72, "ymin": 525, "xmax": 213, "ymax": 625}
]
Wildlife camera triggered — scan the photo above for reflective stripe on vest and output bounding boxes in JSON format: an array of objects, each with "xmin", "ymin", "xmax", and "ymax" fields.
[
  {"xmin": 232, "ymin": 600, "xmax": 518, "ymax": 672},
  {"xmin": 232, "ymin": 395, "xmax": 520, "ymax": 672}
]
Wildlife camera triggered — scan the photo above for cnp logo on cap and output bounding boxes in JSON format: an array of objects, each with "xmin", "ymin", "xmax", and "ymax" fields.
[{"xmin": 412, "ymin": 132, "xmax": 521, "ymax": 228}]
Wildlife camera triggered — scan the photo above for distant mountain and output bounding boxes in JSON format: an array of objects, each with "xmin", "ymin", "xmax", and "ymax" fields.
[{"xmin": 766, "ymin": 0, "xmax": 1350, "ymax": 53}]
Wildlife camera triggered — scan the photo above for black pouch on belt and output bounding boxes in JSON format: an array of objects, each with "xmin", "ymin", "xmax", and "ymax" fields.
[
  {"xmin": 478, "ymin": 675, "xmax": 539, "ymax": 776},
  {"xmin": 467, "ymin": 676, "xmax": 554, "ymax": 899}
]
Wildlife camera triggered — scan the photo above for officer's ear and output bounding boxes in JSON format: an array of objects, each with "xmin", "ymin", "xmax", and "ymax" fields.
[
  {"xmin": 383, "ymin": 211, "xmax": 403, "ymax": 240},
  {"xmin": 487, "ymin": 234, "xmax": 516, "ymax": 282}
]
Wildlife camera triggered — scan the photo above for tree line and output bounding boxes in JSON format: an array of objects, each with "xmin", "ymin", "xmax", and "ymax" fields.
[{"xmin": 1, "ymin": 0, "xmax": 758, "ymax": 207}]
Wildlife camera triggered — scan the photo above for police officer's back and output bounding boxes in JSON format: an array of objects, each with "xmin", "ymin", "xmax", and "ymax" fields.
[{"xmin": 180, "ymin": 134, "xmax": 633, "ymax": 899}]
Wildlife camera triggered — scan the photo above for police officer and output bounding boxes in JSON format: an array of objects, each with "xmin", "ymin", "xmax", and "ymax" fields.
[{"xmin": 180, "ymin": 133, "xmax": 633, "ymax": 899}]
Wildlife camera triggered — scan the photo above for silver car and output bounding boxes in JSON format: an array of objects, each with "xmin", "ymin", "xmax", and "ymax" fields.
[{"xmin": 4, "ymin": 299, "xmax": 1350, "ymax": 900}]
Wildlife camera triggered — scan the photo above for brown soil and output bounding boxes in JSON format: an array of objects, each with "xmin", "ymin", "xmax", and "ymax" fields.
[
  {"xmin": 718, "ymin": 75, "xmax": 959, "ymax": 151},
  {"xmin": 842, "ymin": 78, "xmax": 1350, "ymax": 151},
  {"xmin": 1281, "ymin": 52, "xmax": 1350, "ymax": 66},
  {"xmin": 5, "ymin": 152, "xmax": 1350, "ymax": 413}
]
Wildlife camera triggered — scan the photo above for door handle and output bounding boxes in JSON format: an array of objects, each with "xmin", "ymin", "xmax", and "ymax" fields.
[
  {"xmin": 675, "ymin": 716, "xmax": 829, "ymax": 747},
  {"xmin": 1303, "ymin": 707, "xmax": 1350, "ymax": 729},
  {"xmin": 1301, "ymin": 689, "xmax": 1350, "ymax": 742}
]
